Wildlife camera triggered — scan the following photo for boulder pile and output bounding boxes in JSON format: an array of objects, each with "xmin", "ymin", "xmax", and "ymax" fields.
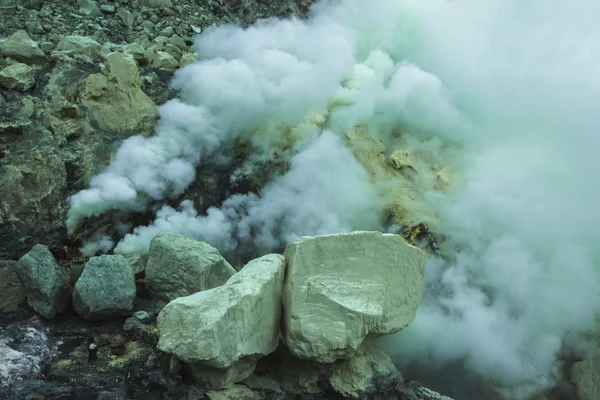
[
  {"xmin": 155, "ymin": 230, "xmax": 428, "ymax": 396},
  {"xmin": 7, "ymin": 230, "xmax": 440, "ymax": 398}
]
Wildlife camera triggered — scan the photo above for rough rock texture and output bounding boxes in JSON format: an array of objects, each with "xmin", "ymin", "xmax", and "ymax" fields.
[
  {"xmin": 329, "ymin": 344, "xmax": 402, "ymax": 399},
  {"xmin": 16, "ymin": 245, "xmax": 71, "ymax": 319},
  {"xmin": 158, "ymin": 254, "xmax": 285, "ymax": 387},
  {"xmin": 146, "ymin": 233, "xmax": 236, "ymax": 301},
  {"xmin": 283, "ymin": 231, "xmax": 427, "ymax": 363},
  {"xmin": 72, "ymin": 254, "xmax": 136, "ymax": 321},
  {"xmin": 78, "ymin": 51, "xmax": 157, "ymax": 133},
  {"xmin": 0, "ymin": 320, "xmax": 56, "ymax": 391},
  {"xmin": 0, "ymin": 260, "xmax": 25, "ymax": 314},
  {"xmin": 572, "ymin": 353, "xmax": 600, "ymax": 400},
  {"xmin": 186, "ymin": 358, "xmax": 260, "ymax": 389},
  {"xmin": 0, "ymin": 63, "xmax": 36, "ymax": 91},
  {"xmin": 0, "ymin": 30, "xmax": 47, "ymax": 64},
  {"xmin": 207, "ymin": 385, "xmax": 263, "ymax": 400}
]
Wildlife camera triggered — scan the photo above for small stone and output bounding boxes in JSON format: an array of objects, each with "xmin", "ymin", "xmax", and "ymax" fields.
[
  {"xmin": 0, "ymin": 30, "xmax": 47, "ymax": 65},
  {"xmin": 133, "ymin": 310, "xmax": 151, "ymax": 323},
  {"xmin": 140, "ymin": 0, "xmax": 173, "ymax": 8},
  {"xmin": 168, "ymin": 34, "xmax": 186, "ymax": 49},
  {"xmin": 141, "ymin": 20, "xmax": 155, "ymax": 30},
  {"xmin": 100, "ymin": 4, "xmax": 116, "ymax": 14},
  {"xmin": 56, "ymin": 35, "xmax": 102, "ymax": 59},
  {"xmin": 160, "ymin": 26, "xmax": 174, "ymax": 36},
  {"xmin": 117, "ymin": 8, "xmax": 133, "ymax": 27},
  {"xmin": 389, "ymin": 148, "xmax": 416, "ymax": 171},
  {"xmin": 179, "ymin": 52, "xmax": 196, "ymax": 67},
  {"xmin": 435, "ymin": 166, "xmax": 455, "ymax": 192},
  {"xmin": 39, "ymin": 42, "xmax": 54, "ymax": 53},
  {"xmin": 0, "ymin": 261, "xmax": 25, "ymax": 314},
  {"xmin": 78, "ymin": 0, "xmax": 102, "ymax": 16},
  {"xmin": 0, "ymin": 63, "xmax": 36, "ymax": 91},
  {"xmin": 151, "ymin": 50, "xmax": 179, "ymax": 70},
  {"xmin": 191, "ymin": 25, "xmax": 202, "ymax": 34}
]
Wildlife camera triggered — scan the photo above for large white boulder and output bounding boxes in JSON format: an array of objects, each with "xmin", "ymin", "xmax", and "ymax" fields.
[
  {"xmin": 157, "ymin": 254, "xmax": 285, "ymax": 387},
  {"xmin": 145, "ymin": 233, "xmax": 236, "ymax": 301},
  {"xmin": 283, "ymin": 231, "xmax": 427, "ymax": 363}
]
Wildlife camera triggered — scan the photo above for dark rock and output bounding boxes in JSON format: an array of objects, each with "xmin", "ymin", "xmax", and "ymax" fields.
[
  {"xmin": 72, "ymin": 254, "xmax": 136, "ymax": 321},
  {"xmin": 16, "ymin": 245, "xmax": 71, "ymax": 319}
]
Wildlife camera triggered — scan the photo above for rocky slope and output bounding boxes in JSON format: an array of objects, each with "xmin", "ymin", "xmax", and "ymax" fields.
[
  {"xmin": 0, "ymin": 0, "xmax": 315, "ymax": 262},
  {"xmin": 1, "ymin": 1, "xmax": 595, "ymax": 400}
]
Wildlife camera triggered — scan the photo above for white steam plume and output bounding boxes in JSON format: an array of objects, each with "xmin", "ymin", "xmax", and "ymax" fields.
[
  {"xmin": 113, "ymin": 131, "xmax": 381, "ymax": 260},
  {"xmin": 67, "ymin": 0, "xmax": 600, "ymax": 398}
]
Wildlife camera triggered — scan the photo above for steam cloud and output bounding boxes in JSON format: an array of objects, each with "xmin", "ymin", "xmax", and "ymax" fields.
[{"xmin": 67, "ymin": 0, "xmax": 600, "ymax": 398}]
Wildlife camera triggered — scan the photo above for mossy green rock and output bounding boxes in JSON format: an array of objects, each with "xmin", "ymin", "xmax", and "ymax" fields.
[
  {"xmin": 17, "ymin": 245, "xmax": 71, "ymax": 319},
  {"xmin": 73, "ymin": 254, "xmax": 136, "ymax": 321}
]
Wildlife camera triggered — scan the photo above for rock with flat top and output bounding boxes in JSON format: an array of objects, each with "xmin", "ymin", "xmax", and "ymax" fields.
[{"xmin": 283, "ymin": 231, "xmax": 427, "ymax": 363}]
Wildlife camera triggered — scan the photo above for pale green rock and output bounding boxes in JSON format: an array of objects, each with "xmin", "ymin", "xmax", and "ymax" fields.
[
  {"xmin": 283, "ymin": 231, "xmax": 427, "ymax": 363},
  {"xmin": 146, "ymin": 233, "xmax": 236, "ymax": 301},
  {"xmin": 0, "ymin": 31, "xmax": 47, "ymax": 65},
  {"xmin": 0, "ymin": 63, "xmax": 36, "ymax": 91},
  {"xmin": 79, "ymin": 52, "xmax": 156, "ymax": 133},
  {"xmin": 17, "ymin": 245, "xmax": 71, "ymax": 319},
  {"xmin": 56, "ymin": 35, "xmax": 102, "ymax": 59},
  {"xmin": 157, "ymin": 253, "xmax": 284, "ymax": 370},
  {"xmin": 329, "ymin": 344, "xmax": 402, "ymax": 399},
  {"xmin": 72, "ymin": 254, "xmax": 136, "ymax": 321},
  {"xmin": 152, "ymin": 50, "xmax": 179, "ymax": 70}
]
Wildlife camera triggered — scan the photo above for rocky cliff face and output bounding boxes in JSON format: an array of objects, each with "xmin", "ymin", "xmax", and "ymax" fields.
[{"xmin": 0, "ymin": 0, "xmax": 312, "ymax": 261}]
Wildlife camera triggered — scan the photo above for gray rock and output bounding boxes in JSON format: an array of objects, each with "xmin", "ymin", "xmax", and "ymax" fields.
[
  {"xmin": 17, "ymin": 245, "xmax": 71, "ymax": 319},
  {"xmin": 0, "ymin": 31, "xmax": 47, "ymax": 65},
  {"xmin": 168, "ymin": 34, "xmax": 187, "ymax": 50},
  {"xmin": 100, "ymin": 4, "xmax": 116, "ymax": 14},
  {"xmin": 0, "ymin": 63, "xmax": 36, "ymax": 91},
  {"xmin": 125, "ymin": 253, "xmax": 146, "ymax": 275},
  {"xmin": 152, "ymin": 50, "xmax": 179, "ymax": 70},
  {"xmin": 179, "ymin": 52, "xmax": 196, "ymax": 68},
  {"xmin": 160, "ymin": 26, "xmax": 174, "ymax": 36},
  {"xmin": 117, "ymin": 8, "xmax": 134, "ymax": 27},
  {"xmin": 133, "ymin": 310, "xmax": 151, "ymax": 323},
  {"xmin": 0, "ymin": 260, "xmax": 25, "ymax": 314},
  {"xmin": 78, "ymin": 0, "xmax": 102, "ymax": 17},
  {"xmin": 146, "ymin": 233, "xmax": 235, "ymax": 301},
  {"xmin": 572, "ymin": 351, "xmax": 600, "ymax": 400},
  {"xmin": 329, "ymin": 344, "xmax": 402, "ymax": 399},
  {"xmin": 56, "ymin": 35, "xmax": 102, "ymax": 60},
  {"xmin": 39, "ymin": 42, "xmax": 54, "ymax": 53},
  {"xmin": 72, "ymin": 254, "xmax": 136, "ymax": 321},
  {"xmin": 140, "ymin": 0, "xmax": 172, "ymax": 9}
]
